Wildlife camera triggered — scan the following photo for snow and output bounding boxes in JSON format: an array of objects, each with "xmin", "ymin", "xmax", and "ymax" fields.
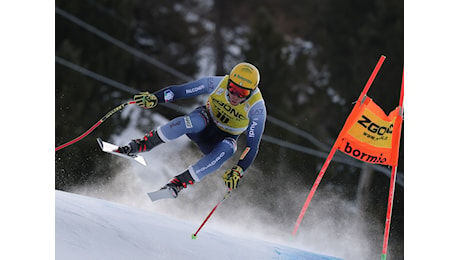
[{"xmin": 55, "ymin": 190, "xmax": 343, "ymax": 260}]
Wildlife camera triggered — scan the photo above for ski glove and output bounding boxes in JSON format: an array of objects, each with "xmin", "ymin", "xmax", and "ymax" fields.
[
  {"xmin": 222, "ymin": 166, "xmax": 243, "ymax": 190},
  {"xmin": 134, "ymin": 92, "xmax": 158, "ymax": 109}
]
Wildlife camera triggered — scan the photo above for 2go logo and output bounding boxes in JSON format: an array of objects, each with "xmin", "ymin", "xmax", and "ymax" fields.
[{"xmin": 357, "ymin": 115, "xmax": 393, "ymax": 136}]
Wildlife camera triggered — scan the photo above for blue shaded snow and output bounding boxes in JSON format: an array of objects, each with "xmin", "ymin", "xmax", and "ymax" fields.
[
  {"xmin": 273, "ymin": 247, "xmax": 342, "ymax": 260},
  {"xmin": 55, "ymin": 190, "xmax": 342, "ymax": 260}
]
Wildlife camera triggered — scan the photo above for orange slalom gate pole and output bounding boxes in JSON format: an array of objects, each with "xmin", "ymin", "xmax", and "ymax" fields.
[
  {"xmin": 381, "ymin": 69, "xmax": 404, "ymax": 260},
  {"xmin": 291, "ymin": 55, "xmax": 386, "ymax": 236},
  {"xmin": 291, "ymin": 146, "xmax": 338, "ymax": 236},
  {"xmin": 358, "ymin": 55, "xmax": 386, "ymax": 102},
  {"xmin": 381, "ymin": 166, "xmax": 398, "ymax": 260}
]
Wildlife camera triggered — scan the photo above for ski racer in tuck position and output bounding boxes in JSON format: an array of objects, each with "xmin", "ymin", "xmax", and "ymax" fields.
[{"xmin": 118, "ymin": 62, "xmax": 267, "ymax": 198}]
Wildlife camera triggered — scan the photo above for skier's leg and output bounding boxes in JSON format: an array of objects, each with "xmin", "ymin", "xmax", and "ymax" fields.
[
  {"xmin": 160, "ymin": 137, "xmax": 236, "ymax": 198},
  {"xmin": 119, "ymin": 108, "xmax": 208, "ymax": 155},
  {"xmin": 156, "ymin": 112, "xmax": 207, "ymax": 141},
  {"xmin": 188, "ymin": 137, "xmax": 237, "ymax": 182}
]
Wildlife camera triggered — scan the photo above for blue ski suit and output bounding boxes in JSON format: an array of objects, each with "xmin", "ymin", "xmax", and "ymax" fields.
[{"xmin": 151, "ymin": 76, "xmax": 266, "ymax": 183}]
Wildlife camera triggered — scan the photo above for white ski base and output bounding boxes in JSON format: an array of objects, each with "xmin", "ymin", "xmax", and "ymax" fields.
[
  {"xmin": 96, "ymin": 138, "xmax": 147, "ymax": 166},
  {"xmin": 147, "ymin": 188, "xmax": 177, "ymax": 201}
]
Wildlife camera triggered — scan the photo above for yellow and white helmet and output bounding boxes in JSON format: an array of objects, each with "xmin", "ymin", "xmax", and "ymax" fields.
[{"xmin": 228, "ymin": 62, "xmax": 260, "ymax": 90}]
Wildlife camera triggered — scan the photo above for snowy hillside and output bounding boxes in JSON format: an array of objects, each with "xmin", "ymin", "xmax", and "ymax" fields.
[{"xmin": 55, "ymin": 190, "xmax": 343, "ymax": 260}]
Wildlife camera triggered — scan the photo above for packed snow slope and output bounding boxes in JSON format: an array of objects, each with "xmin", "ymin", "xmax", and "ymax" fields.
[{"xmin": 55, "ymin": 190, "xmax": 343, "ymax": 260}]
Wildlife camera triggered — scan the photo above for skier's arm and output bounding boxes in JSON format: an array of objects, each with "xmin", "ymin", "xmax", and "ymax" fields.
[
  {"xmin": 237, "ymin": 101, "xmax": 267, "ymax": 172},
  {"xmin": 152, "ymin": 76, "xmax": 223, "ymax": 103},
  {"xmin": 222, "ymin": 101, "xmax": 266, "ymax": 189}
]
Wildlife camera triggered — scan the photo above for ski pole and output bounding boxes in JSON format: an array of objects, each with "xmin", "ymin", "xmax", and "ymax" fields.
[
  {"xmin": 55, "ymin": 101, "xmax": 135, "ymax": 152},
  {"xmin": 192, "ymin": 189, "xmax": 232, "ymax": 239}
]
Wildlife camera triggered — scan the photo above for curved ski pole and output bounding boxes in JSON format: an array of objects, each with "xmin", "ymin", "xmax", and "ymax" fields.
[
  {"xmin": 55, "ymin": 101, "xmax": 136, "ymax": 152},
  {"xmin": 192, "ymin": 189, "xmax": 232, "ymax": 239}
]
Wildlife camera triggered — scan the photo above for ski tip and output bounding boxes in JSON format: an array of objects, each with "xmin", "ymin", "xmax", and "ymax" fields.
[
  {"xmin": 96, "ymin": 138, "xmax": 103, "ymax": 149},
  {"xmin": 134, "ymin": 156, "xmax": 147, "ymax": 166},
  {"xmin": 191, "ymin": 234, "xmax": 197, "ymax": 240}
]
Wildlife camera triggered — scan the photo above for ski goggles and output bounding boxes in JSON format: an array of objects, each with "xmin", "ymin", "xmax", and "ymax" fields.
[{"xmin": 227, "ymin": 80, "xmax": 251, "ymax": 98}]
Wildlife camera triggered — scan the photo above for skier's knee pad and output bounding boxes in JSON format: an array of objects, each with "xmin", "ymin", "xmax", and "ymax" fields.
[{"xmin": 189, "ymin": 106, "xmax": 211, "ymax": 127}]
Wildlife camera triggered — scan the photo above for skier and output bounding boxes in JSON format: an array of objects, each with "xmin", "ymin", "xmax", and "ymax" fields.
[{"xmin": 118, "ymin": 62, "xmax": 266, "ymax": 198}]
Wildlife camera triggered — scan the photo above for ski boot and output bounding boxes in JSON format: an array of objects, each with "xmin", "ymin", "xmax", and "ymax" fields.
[
  {"xmin": 161, "ymin": 170, "xmax": 195, "ymax": 198},
  {"xmin": 117, "ymin": 130, "xmax": 164, "ymax": 156}
]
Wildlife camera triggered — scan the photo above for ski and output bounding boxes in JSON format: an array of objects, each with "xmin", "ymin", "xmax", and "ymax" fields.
[
  {"xmin": 96, "ymin": 138, "xmax": 147, "ymax": 166},
  {"xmin": 147, "ymin": 187, "xmax": 177, "ymax": 201}
]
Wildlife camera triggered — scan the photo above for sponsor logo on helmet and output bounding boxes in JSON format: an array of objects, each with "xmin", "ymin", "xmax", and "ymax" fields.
[{"xmin": 233, "ymin": 73, "xmax": 253, "ymax": 84}]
